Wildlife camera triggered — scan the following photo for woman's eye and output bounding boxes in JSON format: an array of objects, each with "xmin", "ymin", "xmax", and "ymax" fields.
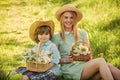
[
  {"xmin": 64, "ymin": 16, "xmax": 68, "ymax": 19},
  {"xmin": 70, "ymin": 17, "xmax": 73, "ymax": 19}
]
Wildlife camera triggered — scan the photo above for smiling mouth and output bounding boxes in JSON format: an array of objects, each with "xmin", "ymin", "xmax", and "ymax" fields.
[{"xmin": 42, "ymin": 39, "xmax": 47, "ymax": 40}]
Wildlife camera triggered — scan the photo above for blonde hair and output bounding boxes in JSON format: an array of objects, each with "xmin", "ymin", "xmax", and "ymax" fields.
[{"xmin": 59, "ymin": 11, "xmax": 79, "ymax": 42}]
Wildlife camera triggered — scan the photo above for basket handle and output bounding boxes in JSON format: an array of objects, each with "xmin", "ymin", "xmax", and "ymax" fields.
[{"xmin": 36, "ymin": 42, "xmax": 43, "ymax": 63}]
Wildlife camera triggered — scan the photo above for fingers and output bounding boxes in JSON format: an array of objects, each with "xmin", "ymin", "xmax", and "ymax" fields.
[
  {"xmin": 67, "ymin": 57, "xmax": 74, "ymax": 62},
  {"xmin": 68, "ymin": 55, "xmax": 73, "ymax": 58}
]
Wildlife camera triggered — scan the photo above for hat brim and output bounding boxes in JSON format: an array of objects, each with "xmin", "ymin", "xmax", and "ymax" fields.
[
  {"xmin": 29, "ymin": 20, "xmax": 54, "ymax": 42},
  {"xmin": 56, "ymin": 4, "xmax": 83, "ymax": 22}
]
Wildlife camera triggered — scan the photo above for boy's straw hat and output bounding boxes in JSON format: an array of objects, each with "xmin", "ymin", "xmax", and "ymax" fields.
[
  {"xmin": 55, "ymin": 4, "xmax": 83, "ymax": 22},
  {"xmin": 29, "ymin": 19, "xmax": 54, "ymax": 42}
]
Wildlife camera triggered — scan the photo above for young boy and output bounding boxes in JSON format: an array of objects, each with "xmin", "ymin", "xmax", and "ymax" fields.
[{"xmin": 12, "ymin": 19, "xmax": 61, "ymax": 80}]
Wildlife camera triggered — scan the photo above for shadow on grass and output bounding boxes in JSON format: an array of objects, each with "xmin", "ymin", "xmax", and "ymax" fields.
[
  {"xmin": 103, "ymin": 17, "xmax": 120, "ymax": 31},
  {"xmin": 103, "ymin": 17, "xmax": 120, "ymax": 46}
]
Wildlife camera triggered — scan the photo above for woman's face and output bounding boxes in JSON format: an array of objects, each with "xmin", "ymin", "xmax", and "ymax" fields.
[
  {"xmin": 38, "ymin": 33, "xmax": 50, "ymax": 43},
  {"xmin": 62, "ymin": 12, "xmax": 74, "ymax": 31}
]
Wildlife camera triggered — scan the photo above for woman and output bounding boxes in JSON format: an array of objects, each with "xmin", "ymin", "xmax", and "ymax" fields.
[{"xmin": 52, "ymin": 4, "xmax": 120, "ymax": 80}]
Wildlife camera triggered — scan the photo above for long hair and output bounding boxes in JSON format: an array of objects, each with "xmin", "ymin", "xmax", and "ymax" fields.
[{"xmin": 59, "ymin": 11, "xmax": 79, "ymax": 42}]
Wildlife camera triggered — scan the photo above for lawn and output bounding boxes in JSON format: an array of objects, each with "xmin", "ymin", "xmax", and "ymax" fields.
[{"xmin": 0, "ymin": 0, "xmax": 120, "ymax": 72}]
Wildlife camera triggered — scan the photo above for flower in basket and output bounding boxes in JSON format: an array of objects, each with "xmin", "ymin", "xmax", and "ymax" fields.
[
  {"xmin": 71, "ymin": 42, "xmax": 89, "ymax": 56},
  {"xmin": 23, "ymin": 49, "xmax": 53, "ymax": 64},
  {"xmin": 22, "ymin": 49, "xmax": 36, "ymax": 62},
  {"xmin": 38, "ymin": 56, "xmax": 50, "ymax": 64},
  {"xmin": 39, "ymin": 50, "xmax": 53, "ymax": 64}
]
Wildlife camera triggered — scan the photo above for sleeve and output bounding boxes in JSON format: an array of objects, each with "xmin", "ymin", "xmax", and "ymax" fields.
[
  {"xmin": 80, "ymin": 29, "xmax": 89, "ymax": 40},
  {"xmin": 50, "ymin": 44, "xmax": 60, "ymax": 64},
  {"xmin": 51, "ymin": 33, "xmax": 60, "ymax": 47},
  {"xmin": 32, "ymin": 44, "xmax": 38, "ymax": 52}
]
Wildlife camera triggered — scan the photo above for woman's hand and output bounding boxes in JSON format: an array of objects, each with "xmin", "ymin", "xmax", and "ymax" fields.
[
  {"xmin": 60, "ymin": 55, "xmax": 74, "ymax": 63},
  {"xmin": 67, "ymin": 55, "xmax": 74, "ymax": 62}
]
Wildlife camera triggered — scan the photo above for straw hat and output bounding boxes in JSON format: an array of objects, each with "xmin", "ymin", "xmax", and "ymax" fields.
[
  {"xmin": 29, "ymin": 19, "xmax": 54, "ymax": 42},
  {"xmin": 55, "ymin": 4, "xmax": 83, "ymax": 22}
]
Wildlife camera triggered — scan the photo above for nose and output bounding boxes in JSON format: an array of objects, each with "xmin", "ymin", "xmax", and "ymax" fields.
[
  {"xmin": 67, "ymin": 18, "xmax": 72, "ymax": 22},
  {"xmin": 42, "ymin": 34, "xmax": 46, "ymax": 37}
]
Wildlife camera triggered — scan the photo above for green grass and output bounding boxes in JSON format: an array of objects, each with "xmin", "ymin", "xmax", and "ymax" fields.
[{"xmin": 0, "ymin": 0, "xmax": 120, "ymax": 71}]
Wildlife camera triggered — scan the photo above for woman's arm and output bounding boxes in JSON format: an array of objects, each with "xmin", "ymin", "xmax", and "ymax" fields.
[{"xmin": 59, "ymin": 56, "xmax": 74, "ymax": 64}]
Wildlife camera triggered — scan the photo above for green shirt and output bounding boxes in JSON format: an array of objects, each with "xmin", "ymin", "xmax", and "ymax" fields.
[
  {"xmin": 52, "ymin": 29, "xmax": 88, "ymax": 58},
  {"xmin": 51, "ymin": 29, "xmax": 88, "ymax": 80}
]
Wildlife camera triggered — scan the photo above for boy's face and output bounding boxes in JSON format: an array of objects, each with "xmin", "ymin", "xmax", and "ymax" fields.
[{"xmin": 38, "ymin": 33, "xmax": 50, "ymax": 43}]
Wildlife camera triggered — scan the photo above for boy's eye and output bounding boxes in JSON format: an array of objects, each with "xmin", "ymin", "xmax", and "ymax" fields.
[
  {"xmin": 45, "ymin": 33, "xmax": 49, "ymax": 35},
  {"xmin": 38, "ymin": 33, "xmax": 49, "ymax": 35},
  {"xmin": 65, "ymin": 16, "xmax": 68, "ymax": 19},
  {"xmin": 39, "ymin": 33, "xmax": 43, "ymax": 35}
]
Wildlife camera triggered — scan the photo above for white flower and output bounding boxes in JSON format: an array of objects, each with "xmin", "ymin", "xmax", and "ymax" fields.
[
  {"xmin": 73, "ymin": 47, "xmax": 81, "ymax": 56},
  {"xmin": 39, "ymin": 50, "xmax": 52, "ymax": 63},
  {"xmin": 44, "ymin": 56, "xmax": 51, "ymax": 63},
  {"xmin": 38, "ymin": 57, "xmax": 47, "ymax": 64},
  {"xmin": 71, "ymin": 42, "xmax": 89, "ymax": 56},
  {"xmin": 79, "ymin": 45, "xmax": 88, "ymax": 55},
  {"xmin": 22, "ymin": 49, "xmax": 36, "ymax": 61},
  {"xmin": 22, "ymin": 49, "xmax": 53, "ymax": 64}
]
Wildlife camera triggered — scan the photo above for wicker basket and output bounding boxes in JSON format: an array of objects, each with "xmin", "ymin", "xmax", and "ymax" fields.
[
  {"xmin": 70, "ymin": 48, "xmax": 92, "ymax": 61},
  {"xmin": 26, "ymin": 42, "xmax": 50, "ymax": 72},
  {"xmin": 26, "ymin": 61, "xmax": 49, "ymax": 72}
]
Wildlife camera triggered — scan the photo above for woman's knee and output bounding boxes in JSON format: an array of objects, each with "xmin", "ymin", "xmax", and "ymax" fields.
[
  {"xmin": 95, "ymin": 58, "xmax": 106, "ymax": 65},
  {"xmin": 107, "ymin": 63, "xmax": 113, "ymax": 67}
]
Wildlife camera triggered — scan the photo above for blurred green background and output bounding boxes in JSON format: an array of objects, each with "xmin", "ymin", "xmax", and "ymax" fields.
[{"xmin": 0, "ymin": 0, "xmax": 120, "ymax": 71}]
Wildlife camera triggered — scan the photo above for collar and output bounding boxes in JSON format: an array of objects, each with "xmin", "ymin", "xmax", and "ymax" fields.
[
  {"xmin": 42, "ymin": 40, "xmax": 52, "ymax": 46},
  {"xmin": 65, "ymin": 31, "xmax": 73, "ymax": 34}
]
